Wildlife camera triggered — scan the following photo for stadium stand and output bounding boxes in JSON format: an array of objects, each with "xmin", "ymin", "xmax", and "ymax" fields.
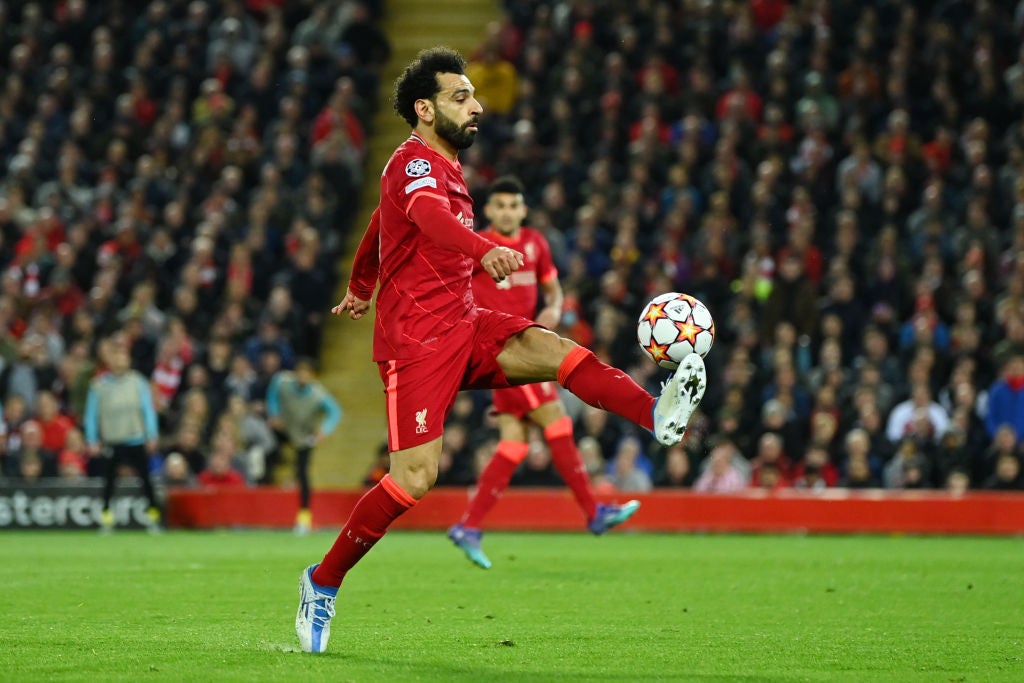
[
  {"xmin": 1, "ymin": 0, "xmax": 1023, "ymax": 507},
  {"xmin": 441, "ymin": 0, "xmax": 1024, "ymax": 493},
  {"xmin": 0, "ymin": 0, "xmax": 386, "ymax": 487}
]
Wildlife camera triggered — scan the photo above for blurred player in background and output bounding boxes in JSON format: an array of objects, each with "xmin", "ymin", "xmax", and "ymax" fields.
[
  {"xmin": 447, "ymin": 175, "xmax": 639, "ymax": 569},
  {"xmin": 266, "ymin": 357, "xmax": 343, "ymax": 534},
  {"xmin": 83, "ymin": 341, "xmax": 161, "ymax": 533},
  {"xmin": 295, "ymin": 46, "xmax": 706, "ymax": 654}
]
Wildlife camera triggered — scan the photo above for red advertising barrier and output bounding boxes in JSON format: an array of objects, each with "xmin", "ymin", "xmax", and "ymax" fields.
[{"xmin": 166, "ymin": 487, "xmax": 1024, "ymax": 536}]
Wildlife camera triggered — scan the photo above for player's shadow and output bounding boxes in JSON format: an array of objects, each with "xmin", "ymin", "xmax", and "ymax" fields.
[{"xmin": 304, "ymin": 651, "xmax": 794, "ymax": 682}]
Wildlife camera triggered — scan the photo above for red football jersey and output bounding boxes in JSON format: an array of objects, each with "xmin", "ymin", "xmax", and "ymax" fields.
[
  {"xmin": 472, "ymin": 227, "xmax": 558, "ymax": 321},
  {"xmin": 351, "ymin": 134, "xmax": 488, "ymax": 360}
]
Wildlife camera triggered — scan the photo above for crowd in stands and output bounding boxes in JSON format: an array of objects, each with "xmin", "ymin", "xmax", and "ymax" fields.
[
  {"xmin": 0, "ymin": 0, "xmax": 386, "ymax": 487},
  {"xmin": 2, "ymin": 0, "xmax": 1024, "ymax": 497},
  {"xmin": 436, "ymin": 0, "xmax": 1024, "ymax": 492}
]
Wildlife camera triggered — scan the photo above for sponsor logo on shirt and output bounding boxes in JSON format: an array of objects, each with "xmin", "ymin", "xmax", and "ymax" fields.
[
  {"xmin": 405, "ymin": 177, "xmax": 438, "ymax": 194},
  {"xmin": 405, "ymin": 159, "xmax": 432, "ymax": 177},
  {"xmin": 502, "ymin": 271, "xmax": 538, "ymax": 287}
]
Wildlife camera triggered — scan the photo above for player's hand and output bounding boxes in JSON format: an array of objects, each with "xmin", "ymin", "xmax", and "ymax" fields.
[
  {"xmin": 88, "ymin": 443, "xmax": 102, "ymax": 457},
  {"xmin": 481, "ymin": 246, "xmax": 524, "ymax": 282},
  {"xmin": 332, "ymin": 289, "xmax": 370, "ymax": 319},
  {"xmin": 145, "ymin": 439, "xmax": 159, "ymax": 453}
]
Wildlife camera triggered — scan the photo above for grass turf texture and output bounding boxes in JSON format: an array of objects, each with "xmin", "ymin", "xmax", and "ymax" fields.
[{"xmin": 2, "ymin": 531, "xmax": 1021, "ymax": 682}]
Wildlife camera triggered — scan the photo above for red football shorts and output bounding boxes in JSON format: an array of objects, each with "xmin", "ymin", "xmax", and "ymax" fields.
[
  {"xmin": 491, "ymin": 381, "xmax": 560, "ymax": 419},
  {"xmin": 377, "ymin": 308, "xmax": 537, "ymax": 451}
]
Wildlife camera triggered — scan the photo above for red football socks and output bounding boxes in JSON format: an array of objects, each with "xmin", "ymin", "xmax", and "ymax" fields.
[
  {"xmin": 544, "ymin": 416, "xmax": 598, "ymax": 521},
  {"xmin": 460, "ymin": 441, "xmax": 529, "ymax": 528},
  {"xmin": 312, "ymin": 474, "xmax": 416, "ymax": 587},
  {"xmin": 558, "ymin": 346, "xmax": 655, "ymax": 431}
]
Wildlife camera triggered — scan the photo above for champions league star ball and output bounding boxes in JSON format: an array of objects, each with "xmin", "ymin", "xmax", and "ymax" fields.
[{"xmin": 636, "ymin": 292, "xmax": 716, "ymax": 370}]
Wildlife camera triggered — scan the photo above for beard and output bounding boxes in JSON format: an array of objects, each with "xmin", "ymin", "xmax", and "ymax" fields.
[{"xmin": 435, "ymin": 108, "xmax": 478, "ymax": 150}]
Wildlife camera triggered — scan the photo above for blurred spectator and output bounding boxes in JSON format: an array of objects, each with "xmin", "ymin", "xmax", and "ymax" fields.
[
  {"xmin": 792, "ymin": 446, "xmax": 839, "ymax": 490},
  {"xmin": 57, "ymin": 428, "xmax": 89, "ymax": 480},
  {"xmin": 165, "ymin": 422, "xmax": 206, "ymax": 477},
  {"xmin": 946, "ymin": 469, "xmax": 971, "ymax": 496},
  {"xmin": 244, "ymin": 318, "xmax": 296, "ymax": 370},
  {"xmin": 465, "ymin": 37, "xmax": 518, "ymax": 116},
  {"xmin": 654, "ymin": 443, "xmax": 693, "ymax": 488},
  {"xmin": 981, "ymin": 425, "xmax": 1019, "ymax": 483},
  {"xmin": 4, "ymin": 420, "xmax": 57, "ymax": 479},
  {"xmin": 886, "ymin": 384, "xmax": 950, "ymax": 444},
  {"xmin": 36, "ymin": 390, "xmax": 74, "ymax": 452},
  {"xmin": 983, "ymin": 453, "xmax": 1023, "ymax": 491},
  {"xmin": 884, "ymin": 438, "xmax": 932, "ymax": 490},
  {"xmin": 694, "ymin": 439, "xmax": 748, "ymax": 493},
  {"xmin": 750, "ymin": 432, "xmax": 792, "ymax": 487},
  {"xmin": 224, "ymin": 394, "xmax": 277, "ymax": 484},
  {"xmin": 985, "ymin": 352, "xmax": 1024, "ymax": 441},
  {"xmin": 840, "ymin": 454, "xmax": 880, "ymax": 489},
  {"xmin": 162, "ymin": 451, "xmax": 196, "ymax": 488},
  {"xmin": 197, "ymin": 441, "xmax": 247, "ymax": 488},
  {"xmin": 606, "ymin": 436, "xmax": 653, "ymax": 493}
]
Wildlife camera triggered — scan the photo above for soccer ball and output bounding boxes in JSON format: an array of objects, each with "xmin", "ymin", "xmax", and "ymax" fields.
[{"xmin": 636, "ymin": 292, "xmax": 715, "ymax": 369}]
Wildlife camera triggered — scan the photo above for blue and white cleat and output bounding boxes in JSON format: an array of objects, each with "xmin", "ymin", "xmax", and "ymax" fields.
[
  {"xmin": 296, "ymin": 563, "xmax": 337, "ymax": 653},
  {"xmin": 447, "ymin": 524, "xmax": 492, "ymax": 569},
  {"xmin": 588, "ymin": 500, "xmax": 641, "ymax": 535},
  {"xmin": 652, "ymin": 353, "xmax": 707, "ymax": 446}
]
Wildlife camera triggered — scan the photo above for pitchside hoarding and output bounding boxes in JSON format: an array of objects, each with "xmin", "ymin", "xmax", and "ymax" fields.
[{"xmin": 0, "ymin": 480, "xmax": 152, "ymax": 530}]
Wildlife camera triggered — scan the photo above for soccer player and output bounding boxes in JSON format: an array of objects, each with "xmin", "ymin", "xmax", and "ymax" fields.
[
  {"xmin": 447, "ymin": 175, "xmax": 639, "ymax": 569},
  {"xmin": 83, "ymin": 342, "xmax": 162, "ymax": 533},
  {"xmin": 266, "ymin": 357, "xmax": 343, "ymax": 535},
  {"xmin": 295, "ymin": 47, "xmax": 706, "ymax": 654}
]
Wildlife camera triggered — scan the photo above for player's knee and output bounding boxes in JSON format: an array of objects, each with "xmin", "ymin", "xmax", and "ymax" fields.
[
  {"xmin": 525, "ymin": 327, "xmax": 580, "ymax": 367},
  {"xmin": 392, "ymin": 459, "xmax": 437, "ymax": 499},
  {"xmin": 554, "ymin": 335, "xmax": 579, "ymax": 362}
]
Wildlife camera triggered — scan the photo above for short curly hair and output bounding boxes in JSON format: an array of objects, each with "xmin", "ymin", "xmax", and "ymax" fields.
[
  {"xmin": 393, "ymin": 46, "xmax": 467, "ymax": 128},
  {"xmin": 488, "ymin": 175, "xmax": 525, "ymax": 197}
]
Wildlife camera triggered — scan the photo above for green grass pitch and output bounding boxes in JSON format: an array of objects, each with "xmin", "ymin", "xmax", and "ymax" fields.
[{"xmin": 2, "ymin": 530, "xmax": 1022, "ymax": 682}]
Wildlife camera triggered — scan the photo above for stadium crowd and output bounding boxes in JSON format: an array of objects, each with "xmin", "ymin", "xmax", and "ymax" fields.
[
  {"xmin": 438, "ymin": 0, "xmax": 1024, "ymax": 493},
  {"xmin": 0, "ymin": 0, "xmax": 1023, "ymax": 497},
  {"xmin": 0, "ymin": 0, "xmax": 386, "ymax": 487}
]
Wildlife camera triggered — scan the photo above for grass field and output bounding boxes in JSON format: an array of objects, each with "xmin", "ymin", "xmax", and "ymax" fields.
[{"xmin": 2, "ymin": 530, "xmax": 1022, "ymax": 682}]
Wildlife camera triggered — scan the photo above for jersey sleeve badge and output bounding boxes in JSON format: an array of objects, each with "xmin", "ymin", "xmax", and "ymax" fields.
[{"xmin": 405, "ymin": 159, "xmax": 432, "ymax": 177}]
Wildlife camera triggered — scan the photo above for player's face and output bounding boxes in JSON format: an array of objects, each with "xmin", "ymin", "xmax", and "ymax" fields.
[
  {"xmin": 431, "ymin": 73, "xmax": 481, "ymax": 150},
  {"xmin": 484, "ymin": 192, "xmax": 527, "ymax": 236}
]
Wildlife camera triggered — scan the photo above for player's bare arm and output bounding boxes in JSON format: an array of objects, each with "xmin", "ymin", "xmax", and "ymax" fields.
[{"xmin": 535, "ymin": 277, "xmax": 564, "ymax": 329}]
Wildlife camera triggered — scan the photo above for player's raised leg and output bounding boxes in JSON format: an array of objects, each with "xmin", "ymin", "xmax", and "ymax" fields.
[
  {"xmin": 497, "ymin": 327, "xmax": 705, "ymax": 446},
  {"xmin": 297, "ymin": 438, "xmax": 438, "ymax": 652}
]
